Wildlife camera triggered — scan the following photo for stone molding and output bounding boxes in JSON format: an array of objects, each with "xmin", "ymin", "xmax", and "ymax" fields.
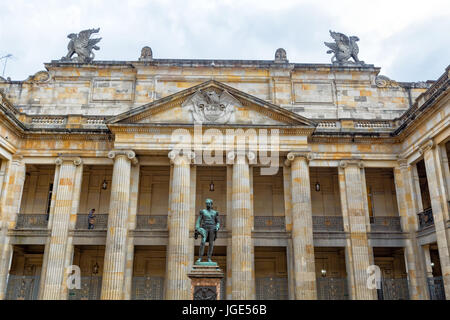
[{"xmin": 375, "ymin": 75, "xmax": 399, "ymax": 88}]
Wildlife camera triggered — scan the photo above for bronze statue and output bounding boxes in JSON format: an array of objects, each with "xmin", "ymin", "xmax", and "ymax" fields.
[{"xmin": 195, "ymin": 198, "xmax": 220, "ymax": 264}]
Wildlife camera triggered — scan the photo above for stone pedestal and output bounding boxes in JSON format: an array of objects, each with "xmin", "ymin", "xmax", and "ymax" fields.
[{"xmin": 188, "ymin": 265, "xmax": 224, "ymax": 300}]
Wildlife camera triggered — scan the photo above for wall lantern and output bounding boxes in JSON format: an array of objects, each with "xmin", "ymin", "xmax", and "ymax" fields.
[
  {"xmin": 102, "ymin": 180, "xmax": 108, "ymax": 190},
  {"xmin": 315, "ymin": 182, "xmax": 321, "ymax": 192},
  {"xmin": 92, "ymin": 262, "xmax": 99, "ymax": 275},
  {"xmin": 92, "ymin": 246, "xmax": 100, "ymax": 275},
  {"xmin": 209, "ymin": 168, "xmax": 215, "ymax": 192},
  {"xmin": 321, "ymin": 269, "xmax": 327, "ymax": 277}
]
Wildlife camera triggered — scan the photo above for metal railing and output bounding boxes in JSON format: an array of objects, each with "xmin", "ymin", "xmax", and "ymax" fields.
[
  {"xmin": 75, "ymin": 214, "xmax": 109, "ymax": 230},
  {"xmin": 136, "ymin": 215, "xmax": 168, "ymax": 230},
  {"xmin": 220, "ymin": 277, "xmax": 226, "ymax": 300},
  {"xmin": 134, "ymin": 215, "xmax": 228, "ymax": 230},
  {"xmin": 15, "ymin": 214, "xmax": 48, "ymax": 229},
  {"xmin": 132, "ymin": 276, "xmax": 165, "ymax": 300},
  {"xmin": 370, "ymin": 216, "xmax": 402, "ymax": 232},
  {"xmin": 254, "ymin": 216, "xmax": 285, "ymax": 231},
  {"xmin": 317, "ymin": 277, "xmax": 349, "ymax": 300},
  {"xmin": 313, "ymin": 216, "xmax": 344, "ymax": 232},
  {"xmin": 5, "ymin": 275, "xmax": 40, "ymax": 300},
  {"xmin": 377, "ymin": 278, "xmax": 410, "ymax": 300},
  {"xmin": 417, "ymin": 208, "xmax": 434, "ymax": 229},
  {"xmin": 68, "ymin": 276, "xmax": 102, "ymax": 300},
  {"xmin": 255, "ymin": 277, "xmax": 288, "ymax": 300},
  {"xmin": 427, "ymin": 276, "xmax": 446, "ymax": 300}
]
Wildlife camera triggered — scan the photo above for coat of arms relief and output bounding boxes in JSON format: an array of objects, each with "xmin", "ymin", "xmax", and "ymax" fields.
[{"xmin": 182, "ymin": 89, "xmax": 240, "ymax": 124}]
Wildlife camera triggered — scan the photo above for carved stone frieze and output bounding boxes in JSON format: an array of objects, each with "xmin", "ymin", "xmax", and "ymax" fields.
[{"xmin": 182, "ymin": 89, "xmax": 240, "ymax": 124}]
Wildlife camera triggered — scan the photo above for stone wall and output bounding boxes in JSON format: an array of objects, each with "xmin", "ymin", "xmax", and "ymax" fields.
[{"xmin": 0, "ymin": 61, "xmax": 429, "ymax": 120}]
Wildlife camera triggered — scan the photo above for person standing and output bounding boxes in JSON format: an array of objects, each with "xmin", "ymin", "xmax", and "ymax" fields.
[{"xmin": 88, "ymin": 208, "xmax": 96, "ymax": 229}]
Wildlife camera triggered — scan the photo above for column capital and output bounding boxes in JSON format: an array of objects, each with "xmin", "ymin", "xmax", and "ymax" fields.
[
  {"xmin": 108, "ymin": 150, "xmax": 138, "ymax": 165},
  {"xmin": 397, "ymin": 158, "xmax": 409, "ymax": 169},
  {"xmin": 339, "ymin": 159, "xmax": 364, "ymax": 169},
  {"xmin": 11, "ymin": 154, "xmax": 24, "ymax": 164},
  {"xmin": 419, "ymin": 138, "xmax": 434, "ymax": 155},
  {"xmin": 226, "ymin": 150, "xmax": 256, "ymax": 165},
  {"xmin": 285, "ymin": 152, "xmax": 312, "ymax": 166},
  {"xmin": 168, "ymin": 149, "xmax": 195, "ymax": 165},
  {"xmin": 55, "ymin": 156, "xmax": 82, "ymax": 166}
]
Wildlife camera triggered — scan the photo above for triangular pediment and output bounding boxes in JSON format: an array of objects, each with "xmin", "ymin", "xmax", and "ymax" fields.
[{"xmin": 107, "ymin": 80, "xmax": 315, "ymax": 127}]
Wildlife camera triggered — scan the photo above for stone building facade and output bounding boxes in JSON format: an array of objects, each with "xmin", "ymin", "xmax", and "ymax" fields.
[{"xmin": 0, "ymin": 47, "xmax": 448, "ymax": 300}]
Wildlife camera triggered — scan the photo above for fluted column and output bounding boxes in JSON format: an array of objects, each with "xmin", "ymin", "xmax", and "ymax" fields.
[
  {"xmin": 394, "ymin": 160, "xmax": 428, "ymax": 299},
  {"xmin": 339, "ymin": 160, "xmax": 376, "ymax": 300},
  {"xmin": 165, "ymin": 150, "xmax": 194, "ymax": 299},
  {"xmin": 226, "ymin": 165, "xmax": 233, "ymax": 300},
  {"xmin": 0, "ymin": 156, "xmax": 26, "ymax": 299},
  {"xmin": 286, "ymin": 152, "xmax": 316, "ymax": 300},
  {"xmin": 231, "ymin": 152, "xmax": 255, "ymax": 300},
  {"xmin": 41, "ymin": 156, "xmax": 83, "ymax": 299},
  {"xmin": 421, "ymin": 141, "xmax": 450, "ymax": 299},
  {"xmin": 101, "ymin": 150, "xmax": 137, "ymax": 300},
  {"xmin": 123, "ymin": 162, "xmax": 140, "ymax": 300}
]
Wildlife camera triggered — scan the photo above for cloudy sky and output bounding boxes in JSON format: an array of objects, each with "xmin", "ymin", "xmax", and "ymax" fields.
[{"xmin": 1, "ymin": 0, "xmax": 449, "ymax": 82}]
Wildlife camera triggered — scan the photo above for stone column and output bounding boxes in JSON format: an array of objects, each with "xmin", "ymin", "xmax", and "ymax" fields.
[
  {"xmin": 283, "ymin": 164, "xmax": 295, "ymax": 300},
  {"xmin": 124, "ymin": 163, "xmax": 140, "ymax": 300},
  {"xmin": 226, "ymin": 166, "xmax": 233, "ymax": 300},
  {"xmin": 339, "ymin": 160, "xmax": 376, "ymax": 300},
  {"xmin": 0, "ymin": 156, "xmax": 26, "ymax": 299},
  {"xmin": 285, "ymin": 152, "xmax": 316, "ymax": 300},
  {"xmin": 421, "ymin": 140, "xmax": 450, "ymax": 298},
  {"xmin": 41, "ymin": 156, "xmax": 83, "ymax": 299},
  {"xmin": 165, "ymin": 150, "xmax": 194, "ymax": 300},
  {"xmin": 38, "ymin": 164, "xmax": 61, "ymax": 299},
  {"xmin": 231, "ymin": 152, "xmax": 255, "ymax": 300},
  {"xmin": 440, "ymin": 143, "xmax": 450, "ymax": 201},
  {"xmin": 188, "ymin": 166, "xmax": 197, "ymax": 284},
  {"xmin": 422, "ymin": 245, "xmax": 434, "ymax": 278},
  {"xmin": 394, "ymin": 160, "xmax": 428, "ymax": 299},
  {"xmin": 101, "ymin": 150, "xmax": 137, "ymax": 300}
]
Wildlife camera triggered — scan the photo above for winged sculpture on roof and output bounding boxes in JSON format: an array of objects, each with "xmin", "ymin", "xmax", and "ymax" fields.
[
  {"xmin": 324, "ymin": 30, "xmax": 364, "ymax": 65},
  {"xmin": 61, "ymin": 28, "xmax": 102, "ymax": 63}
]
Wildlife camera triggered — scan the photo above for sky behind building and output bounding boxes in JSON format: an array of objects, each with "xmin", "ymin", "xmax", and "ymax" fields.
[{"xmin": 1, "ymin": 0, "xmax": 449, "ymax": 82}]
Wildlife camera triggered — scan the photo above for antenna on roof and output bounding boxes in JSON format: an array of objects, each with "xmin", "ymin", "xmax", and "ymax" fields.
[{"xmin": 0, "ymin": 54, "xmax": 13, "ymax": 77}]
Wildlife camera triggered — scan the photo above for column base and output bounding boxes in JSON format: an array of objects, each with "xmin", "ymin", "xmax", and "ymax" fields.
[{"xmin": 188, "ymin": 265, "xmax": 224, "ymax": 300}]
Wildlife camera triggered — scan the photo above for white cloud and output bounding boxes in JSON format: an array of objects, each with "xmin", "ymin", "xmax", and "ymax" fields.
[{"xmin": 0, "ymin": 0, "xmax": 449, "ymax": 81}]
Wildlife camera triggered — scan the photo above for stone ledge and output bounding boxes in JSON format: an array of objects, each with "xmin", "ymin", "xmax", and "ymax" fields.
[
  {"xmin": 188, "ymin": 265, "xmax": 224, "ymax": 279},
  {"xmin": 368, "ymin": 232, "xmax": 408, "ymax": 240},
  {"xmin": 8, "ymin": 229, "xmax": 50, "ymax": 237},
  {"xmin": 416, "ymin": 225, "xmax": 436, "ymax": 238},
  {"xmin": 72, "ymin": 230, "xmax": 108, "ymax": 237},
  {"xmin": 313, "ymin": 231, "xmax": 348, "ymax": 240}
]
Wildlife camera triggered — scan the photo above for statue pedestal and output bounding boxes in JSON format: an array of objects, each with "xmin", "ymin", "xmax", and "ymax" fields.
[{"xmin": 188, "ymin": 264, "xmax": 224, "ymax": 300}]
